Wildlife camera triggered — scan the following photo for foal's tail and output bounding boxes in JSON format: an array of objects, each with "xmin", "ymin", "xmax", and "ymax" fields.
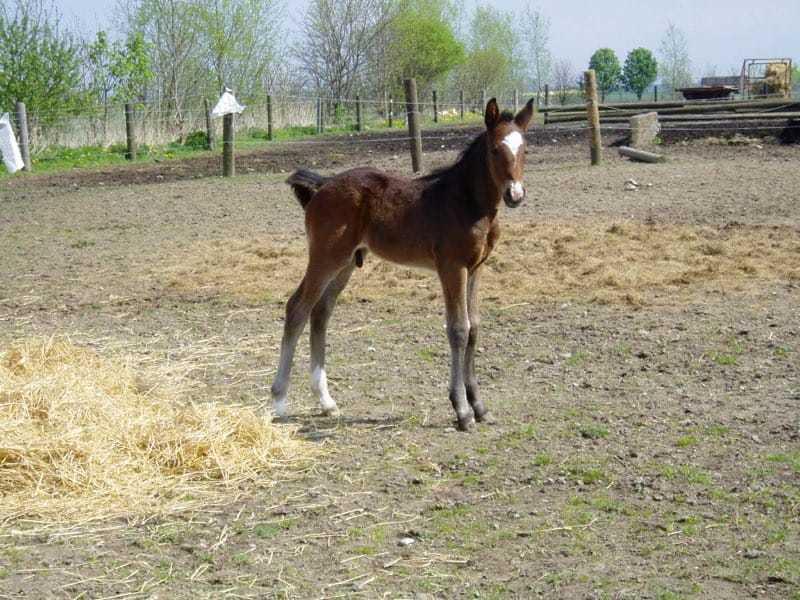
[{"xmin": 287, "ymin": 168, "xmax": 330, "ymax": 210}]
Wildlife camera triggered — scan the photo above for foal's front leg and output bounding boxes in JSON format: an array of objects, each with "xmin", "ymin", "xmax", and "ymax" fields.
[
  {"xmin": 439, "ymin": 265, "xmax": 474, "ymax": 431},
  {"xmin": 465, "ymin": 268, "xmax": 492, "ymax": 423}
]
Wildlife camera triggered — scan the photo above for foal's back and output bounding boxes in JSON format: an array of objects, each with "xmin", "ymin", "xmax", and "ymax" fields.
[{"xmin": 305, "ymin": 167, "xmax": 439, "ymax": 269}]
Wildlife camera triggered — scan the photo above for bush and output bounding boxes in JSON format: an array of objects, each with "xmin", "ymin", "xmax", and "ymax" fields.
[
  {"xmin": 183, "ymin": 130, "xmax": 208, "ymax": 149},
  {"xmin": 108, "ymin": 142, "xmax": 150, "ymax": 156},
  {"xmin": 247, "ymin": 127, "xmax": 270, "ymax": 140}
]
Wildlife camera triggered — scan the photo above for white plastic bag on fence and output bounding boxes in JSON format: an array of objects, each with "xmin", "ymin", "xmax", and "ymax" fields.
[
  {"xmin": 0, "ymin": 113, "xmax": 24, "ymax": 174},
  {"xmin": 211, "ymin": 89, "xmax": 246, "ymax": 118}
]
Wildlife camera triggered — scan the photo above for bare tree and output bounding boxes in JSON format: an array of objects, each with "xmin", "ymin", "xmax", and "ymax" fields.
[
  {"xmin": 296, "ymin": 0, "xmax": 392, "ymax": 104},
  {"xmin": 117, "ymin": 0, "xmax": 203, "ymax": 131},
  {"xmin": 552, "ymin": 59, "xmax": 575, "ymax": 105},
  {"xmin": 194, "ymin": 0, "xmax": 284, "ymax": 99},
  {"xmin": 520, "ymin": 3, "xmax": 551, "ymax": 99},
  {"xmin": 658, "ymin": 22, "xmax": 693, "ymax": 95}
]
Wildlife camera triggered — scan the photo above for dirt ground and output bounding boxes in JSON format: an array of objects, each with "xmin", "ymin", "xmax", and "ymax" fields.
[{"xmin": 1, "ymin": 129, "xmax": 799, "ymax": 599}]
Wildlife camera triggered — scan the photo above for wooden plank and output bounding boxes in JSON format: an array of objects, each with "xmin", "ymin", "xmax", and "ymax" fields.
[{"xmin": 540, "ymin": 97, "xmax": 800, "ymax": 114}]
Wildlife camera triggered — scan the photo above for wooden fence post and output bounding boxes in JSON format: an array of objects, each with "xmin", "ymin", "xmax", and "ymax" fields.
[
  {"xmin": 315, "ymin": 97, "xmax": 322, "ymax": 134},
  {"xmin": 404, "ymin": 78, "xmax": 422, "ymax": 174},
  {"xmin": 356, "ymin": 95, "xmax": 363, "ymax": 132},
  {"xmin": 654, "ymin": 85, "xmax": 659, "ymax": 103},
  {"xmin": 14, "ymin": 101, "xmax": 31, "ymax": 171},
  {"xmin": 584, "ymin": 70, "xmax": 602, "ymax": 166},
  {"xmin": 267, "ymin": 93, "xmax": 274, "ymax": 140},
  {"xmin": 124, "ymin": 103, "xmax": 136, "ymax": 161},
  {"xmin": 204, "ymin": 99, "xmax": 214, "ymax": 150},
  {"xmin": 432, "ymin": 90, "xmax": 438, "ymax": 123},
  {"xmin": 544, "ymin": 84, "xmax": 550, "ymax": 108},
  {"xmin": 388, "ymin": 95, "xmax": 394, "ymax": 127},
  {"xmin": 222, "ymin": 113, "xmax": 234, "ymax": 177},
  {"xmin": 459, "ymin": 90, "xmax": 465, "ymax": 120}
]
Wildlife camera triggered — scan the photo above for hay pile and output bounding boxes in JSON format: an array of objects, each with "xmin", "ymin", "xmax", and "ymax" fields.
[
  {"xmin": 0, "ymin": 337, "xmax": 312, "ymax": 524},
  {"xmin": 753, "ymin": 63, "xmax": 791, "ymax": 98}
]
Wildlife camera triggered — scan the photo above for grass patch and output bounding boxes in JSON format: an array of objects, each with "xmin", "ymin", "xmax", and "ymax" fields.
[
  {"xmin": 429, "ymin": 505, "xmax": 475, "ymax": 537},
  {"xmin": 706, "ymin": 424, "xmax": 730, "ymax": 437},
  {"xmin": 533, "ymin": 452, "xmax": 552, "ymax": 467},
  {"xmin": 659, "ymin": 464, "xmax": 712, "ymax": 486},
  {"xmin": 254, "ymin": 519, "xmax": 294, "ymax": 539},
  {"xmin": 566, "ymin": 351, "xmax": 589, "ymax": 367},
  {"xmin": 710, "ymin": 352, "xmax": 738, "ymax": 366},
  {"xmin": 773, "ymin": 346, "xmax": 792, "ymax": 358},
  {"xmin": 578, "ymin": 423, "xmax": 610, "ymax": 440},
  {"xmin": 500, "ymin": 423, "xmax": 538, "ymax": 448},
  {"xmin": 13, "ymin": 141, "xmax": 207, "ymax": 176},
  {"xmin": 563, "ymin": 461, "xmax": 607, "ymax": 485},
  {"xmin": 676, "ymin": 435, "xmax": 699, "ymax": 448},
  {"xmin": 766, "ymin": 452, "xmax": 800, "ymax": 474},
  {"xmin": 708, "ymin": 338, "xmax": 745, "ymax": 367}
]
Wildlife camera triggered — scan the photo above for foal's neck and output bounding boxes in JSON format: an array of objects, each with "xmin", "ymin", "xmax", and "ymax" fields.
[{"xmin": 466, "ymin": 134, "xmax": 503, "ymax": 218}]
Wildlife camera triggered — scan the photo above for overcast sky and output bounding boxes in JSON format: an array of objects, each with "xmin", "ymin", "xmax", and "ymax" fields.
[{"xmin": 53, "ymin": 0, "xmax": 799, "ymax": 77}]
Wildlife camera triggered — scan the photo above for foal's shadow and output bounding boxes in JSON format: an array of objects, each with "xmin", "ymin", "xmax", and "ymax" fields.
[{"xmin": 277, "ymin": 413, "xmax": 404, "ymax": 442}]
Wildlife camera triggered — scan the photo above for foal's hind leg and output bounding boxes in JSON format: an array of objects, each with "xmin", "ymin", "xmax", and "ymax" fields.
[
  {"xmin": 271, "ymin": 270, "xmax": 334, "ymax": 418},
  {"xmin": 309, "ymin": 263, "xmax": 355, "ymax": 416},
  {"xmin": 465, "ymin": 268, "xmax": 493, "ymax": 423}
]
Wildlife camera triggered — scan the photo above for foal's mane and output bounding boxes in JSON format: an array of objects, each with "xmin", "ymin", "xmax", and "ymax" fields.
[{"xmin": 421, "ymin": 110, "xmax": 515, "ymax": 187}]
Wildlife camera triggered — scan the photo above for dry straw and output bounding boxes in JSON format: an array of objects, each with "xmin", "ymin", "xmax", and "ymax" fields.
[
  {"xmin": 162, "ymin": 221, "xmax": 800, "ymax": 307},
  {"xmin": 0, "ymin": 337, "xmax": 314, "ymax": 525}
]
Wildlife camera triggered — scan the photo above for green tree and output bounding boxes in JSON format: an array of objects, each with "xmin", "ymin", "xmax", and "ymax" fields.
[
  {"xmin": 87, "ymin": 31, "xmax": 152, "ymax": 104},
  {"xmin": 623, "ymin": 48, "xmax": 658, "ymax": 100},
  {"xmin": 0, "ymin": 0, "xmax": 83, "ymax": 127},
  {"xmin": 386, "ymin": 0, "xmax": 464, "ymax": 92},
  {"xmin": 87, "ymin": 31, "xmax": 114, "ymax": 109},
  {"xmin": 110, "ymin": 32, "xmax": 153, "ymax": 102},
  {"xmin": 194, "ymin": 0, "xmax": 283, "ymax": 99},
  {"xmin": 589, "ymin": 48, "xmax": 621, "ymax": 101},
  {"xmin": 457, "ymin": 5, "xmax": 521, "ymax": 103}
]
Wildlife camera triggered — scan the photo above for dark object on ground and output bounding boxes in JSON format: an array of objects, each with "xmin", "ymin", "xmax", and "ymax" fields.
[{"xmin": 618, "ymin": 146, "xmax": 666, "ymax": 163}]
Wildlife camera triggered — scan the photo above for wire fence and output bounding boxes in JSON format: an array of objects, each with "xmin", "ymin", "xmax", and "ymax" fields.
[
  {"xmin": 3, "ymin": 89, "xmax": 526, "ymax": 153},
  {"xmin": 4, "ymin": 85, "xmax": 800, "ymax": 160}
]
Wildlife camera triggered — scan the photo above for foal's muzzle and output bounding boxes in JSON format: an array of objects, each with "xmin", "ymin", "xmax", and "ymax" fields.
[{"xmin": 504, "ymin": 182, "xmax": 525, "ymax": 208}]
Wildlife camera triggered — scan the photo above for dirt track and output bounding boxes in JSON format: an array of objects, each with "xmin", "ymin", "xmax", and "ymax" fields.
[{"xmin": 1, "ymin": 130, "xmax": 799, "ymax": 598}]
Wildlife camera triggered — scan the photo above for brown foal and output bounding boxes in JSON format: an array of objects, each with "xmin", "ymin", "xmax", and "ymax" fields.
[{"xmin": 271, "ymin": 98, "xmax": 534, "ymax": 430}]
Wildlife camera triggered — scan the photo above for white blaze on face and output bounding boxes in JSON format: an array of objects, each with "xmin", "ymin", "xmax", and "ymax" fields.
[
  {"xmin": 501, "ymin": 131, "xmax": 524, "ymax": 160},
  {"xmin": 509, "ymin": 181, "xmax": 524, "ymax": 202},
  {"xmin": 500, "ymin": 131, "xmax": 525, "ymax": 203}
]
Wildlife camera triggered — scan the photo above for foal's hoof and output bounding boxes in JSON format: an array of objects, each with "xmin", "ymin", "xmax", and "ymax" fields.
[
  {"xmin": 456, "ymin": 415, "xmax": 476, "ymax": 432},
  {"xmin": 272, "ymin": 399, "xmax": 289, "ymax": 420},
  {"xmin": 475, "ymin": 410, "xmax": 497, "ymax": 425},
  {"xmin": 321, "ymin": 405, "xmax": 341, "ymax": 418}
]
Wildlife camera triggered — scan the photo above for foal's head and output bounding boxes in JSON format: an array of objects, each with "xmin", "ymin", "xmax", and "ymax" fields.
[{"xmin": 484, "ymin": 98, "xmax": 535, "ymax": 208}]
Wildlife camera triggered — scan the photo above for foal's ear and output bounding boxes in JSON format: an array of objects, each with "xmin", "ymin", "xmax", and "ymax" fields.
[
  {"xmin": 514, "ymin": 98, "xmax": 535, "ymax": 131},
  {"xmin": 484, "ymin": 98, "xmax": 500, "ymax": 130}
]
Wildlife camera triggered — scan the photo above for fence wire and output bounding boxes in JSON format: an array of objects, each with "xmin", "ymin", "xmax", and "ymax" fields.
[{"xmin": 4, "ymin": 89, "xmax": 799, "ymax": 156}]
